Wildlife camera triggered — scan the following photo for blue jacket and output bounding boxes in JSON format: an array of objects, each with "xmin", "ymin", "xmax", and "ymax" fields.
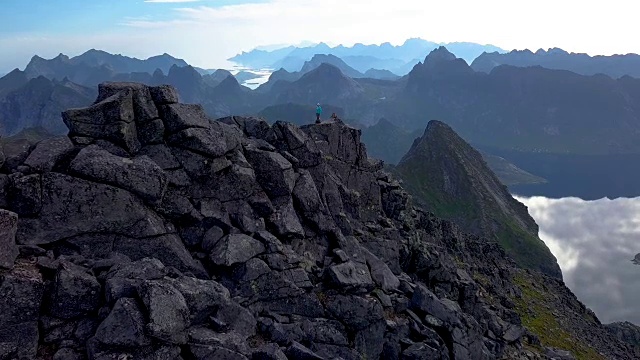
[{"xmin": 316, "ymin": 106, "xmax": 322, "ymax": 114}]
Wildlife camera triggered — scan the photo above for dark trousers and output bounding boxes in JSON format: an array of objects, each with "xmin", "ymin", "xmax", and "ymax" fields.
[{"xmin": 316, "ymin": 113, "xmax": 320, "ymax": 121}]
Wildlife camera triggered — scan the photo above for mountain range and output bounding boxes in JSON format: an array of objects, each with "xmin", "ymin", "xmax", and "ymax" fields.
[
  {"xmin": 230, "ymin": 38, "xmax": 505, "ymax": 74},
  {"xmin": 5, "ymin": 46, "xmax": 640, "ymax": 198},
  {"xmin": 472, "ymin": 47, "xmax": 640, "ymax": 78},
  {"xmin": 0, "ymin": 82, "xmax": 637, "ymax": 359}
]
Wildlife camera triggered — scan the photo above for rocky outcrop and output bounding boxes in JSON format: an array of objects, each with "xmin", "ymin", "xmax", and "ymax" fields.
[
  {"xmin": 0, "ymin": 82, "xmax": 634, "ymax": 360},
  {"xmin": 395, "ymin": 120, "xmax": 562, "ymax": 278}
]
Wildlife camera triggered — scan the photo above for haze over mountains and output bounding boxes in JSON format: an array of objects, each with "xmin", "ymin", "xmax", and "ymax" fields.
[
  {"xmin": 5, "ymin": 41, "xmax": 640, "ymax": 199},
  {"xmin": 230, "ymin": 38, "xmax": 505, "ymax": 74}
]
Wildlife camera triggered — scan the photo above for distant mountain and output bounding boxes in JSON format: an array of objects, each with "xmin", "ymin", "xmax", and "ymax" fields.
[
  {"xmin": 0, "ymin": 69, "xmax": 29, "ymax": 97},
  {"xmin": 274, "ymin": 63, "xmax": 365, "ymax": 110},
  {"xmin": 363, "ymin": 68, "xmax": 400, "ymax": 80},
  {"xmin": 394, "ymin": 120, "xmax": 561, "ymax": 278},
  {"xmin": 472, "ymin": 48, "xmax": 640, "ymax": 78},
  {"xmin": 24, "ymin": 50, "xmax": 189, "ymax": 84},
  {"xmin": 300, "ymin": 54, "xmax": 364, "ymax": 78},
  {"xmin": 389, "ymin": 47, "xmax": 640, "ymax": 155},
  {"xmin": 230, "ymin": 38, "xmax": 505, "ymax": 74},
  {"xmin": 0, "ymin": 75, "xmax": 96, "ymax": 136}
]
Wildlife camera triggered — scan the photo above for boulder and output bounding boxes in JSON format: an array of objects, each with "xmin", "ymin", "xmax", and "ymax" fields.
[
  {"xmin": 62, "ymin": 90, "xmax": 141, "ymax": 153},
  {"xmin": 1, "ymin": 138, "xmax": 32, "ymax": 171},
  {"xmin": 0, "ymin": 261, "xmax": 45, "ymax": 360},
  {"xmin": 23, "ymin": 136, "xmax": 74, "ymax": 172},
  {"xmin": 95, "ymin": 82, "xmax": 159, "ymax": 123},
  {"xmin": 70, "ymin": 145, "xmax": 168, "ymax": 203},
  {"xmin": 8, "ymin": 173, "xmax": 42, "ymax": 216},
  {"xmin": 149, "ymin": 84, "xmax": 180, "ymax": 105},
  {"xmin": 244, "ymin": 146, "xmax": 295, "ymax": 198},
  {"xmin": 93, "ymin": 297, "xmax": 151, "ymax": 347},
  {"xmin": 16, "ymin": 172, "xmax": 168, "ymax": 245},
  {"xmin": 0, "ymin": 210, "xmax": 18, "ymax": 269},
  {"xmin": 138, "ymin": 280, "xmax": 190, "ymax": 344},
  {"xmin": 48, "ymin": 262, "xmax": 101, "ymax": 319},
  {"xmin": 327, "ymin": 261, "xmax": 374, "ymax": 292},
  {"xmin": 160, "ymin": 103, "xmax": 211, "ymax": 133},
  {"xmin": 210, "ymin": 234, "xmax": 265, "ymax": 267}
]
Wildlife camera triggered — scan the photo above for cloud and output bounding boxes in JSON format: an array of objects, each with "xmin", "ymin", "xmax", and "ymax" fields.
[{"xmin": 517, "ymin": 196, "xmax": 640, "ymax": 325}]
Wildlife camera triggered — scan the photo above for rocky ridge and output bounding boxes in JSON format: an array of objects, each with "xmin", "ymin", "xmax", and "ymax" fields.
[{"xmin": 0, "ymin": 82, "xmax": 634, "ymax": 360}]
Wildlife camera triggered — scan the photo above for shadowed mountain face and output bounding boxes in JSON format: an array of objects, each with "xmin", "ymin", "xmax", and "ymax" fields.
[
  {"xmin": 0, "ymin": 75, "xmax": 96, "ymax": 136},
  {"xmin": 472, "ymin": 48, "xmax": 640, "ymax": 79},
  {"xmin": 0, "ymin": 82, "xmax": 634, "ymax": 360},
  {"xmin": 395, "ymin": 120, "xmax": 561, "ymax": 278}
]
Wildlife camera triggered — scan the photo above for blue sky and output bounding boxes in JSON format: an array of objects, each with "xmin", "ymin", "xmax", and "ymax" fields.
[{"xmin": 1, "ymin": 0, "xmax": 639, "ymax": 73}]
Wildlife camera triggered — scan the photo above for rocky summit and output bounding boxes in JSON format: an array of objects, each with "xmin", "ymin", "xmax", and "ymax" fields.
[{"xmin": 0, "ymin": 82, "xmax": 635, "ymax": 360}]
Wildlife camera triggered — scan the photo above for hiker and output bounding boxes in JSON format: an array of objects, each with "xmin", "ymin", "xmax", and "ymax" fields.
[{"xmin": 315, "ymin": 103, "xmax": 322, "ymax": 123}]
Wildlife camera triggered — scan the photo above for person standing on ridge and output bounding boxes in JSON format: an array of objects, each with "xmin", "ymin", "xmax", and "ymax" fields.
[{"xmin": 315, "ymin": 103, "xmax": 322, "ymax": 123}]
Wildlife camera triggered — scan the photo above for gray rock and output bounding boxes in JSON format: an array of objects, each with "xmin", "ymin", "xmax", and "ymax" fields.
[
  {"xmin": 70, "ymin": 145, "xmax": 168, "ymax": 203},
  {"xmin": 326, "ymin": 295, "xmax": 384, "ymax": 330},
  {"xmin": 252, "ymin": 343, "xmax": 287, "ymax": 360},
  {"xmin": 137, "ymin": 118, "xmax": 165, "ymax": 145},
  {"xmin": 1, "ymin": 138, "xmax": 32, "ymax": 171},
  {"xmin": 284, "ymin": 342, "xmax": 325, "ymax": 360},
  {"xmin": 16, "ymin": 172, "xmax": 168, "ymax": 245},
  {"xmin": 94, "ymin": 297, "xmax": 151, "ymax": 347},
  {"xmin": 401, "ymin": 342, "xmax": 443, "ymax": 360},
  {"xmin": 201, "ymin": 226, "xmax": 225, "ymax": 252},
  {"xmin": 168, "ymin": 122, "xmax": 239, "ymax": 158},
  {"xmin": 150, "ymin": 84, "xmax": 180, "ymax": 105},
  {"xmin": 0, "ymin": 210, "xmax": 18, "ymax": 269},
  {"xmin": 244, "ymin": 146, "xmax": 294, "ymax": 198},
  {"xmin": 161, "ymin": 103, "xmax": 211, "ymax": 133},
  {"xmin": 363, "ymin": 248, "xmax": 400, "ymax": 292},
  {"xmin": 210, "ymin": 234, "xmax": 265, "ymax": 267},
  {"xmin": 95, "ymin": 82, "xmax": 159, "ymax": 122},
  {"xmin": 164, "ymin": 276, "xmax": 231, "ymax": 324},
  {"xmin": 268, "ymin": 197, "xmax": 304, "ymax": 238},
  {"xmin": 138, "ymin": 144, "xmax": 181, "ymax": 170},
  {"xmin": 190, "ymin": 345, "xmax": 248, "ymax": 360},
  {"xmin": 8, "ymin": 173, "xmax": 42, "ymax": 216},
  {"xmin": 410, "ymin": 284, "xmax": 462, "ymax": 327},
  {"xmin": 53, "ymin": 348, "xmax": 84, "ymax": 360},
  {"xmin": 48, "ymin": 262, "xmax": 101, "ymax": 319},
  {"xmin": 327, "ymin": 261, "xmax": 374, "ymax": 291},
  {"xmin": 0, "ymin": 262, "xmax": 45, "ymax": 360},
  {"xmin": 138, "ymin": 280, "xmax": 190, "ymax": 344},
  {"xmin": 105, "ymin": 258, "xmax": 167, "ymax": 303},
  {"xmin": 62, "ymin": 90, "xmax": 141, "ymax": 153},
  {"xmin": 23, "ymin": 136, "xmax": 74, "ymax": 172},
  {"xmin": 113, "ymin": 234, "xmax": 207, "ymax": 278},
  {"xmin": 545, "ymin": 347, "xmax": 576, "ymax": 360}
]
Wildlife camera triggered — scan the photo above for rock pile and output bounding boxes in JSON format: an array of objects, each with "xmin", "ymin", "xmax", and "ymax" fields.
[{"xmin": 0, "ymin": 83, "xmax": 634, "ymax": 359}]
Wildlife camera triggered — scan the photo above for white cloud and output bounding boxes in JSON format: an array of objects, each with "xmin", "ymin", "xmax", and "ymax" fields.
[{"xmin": 517, "ymin": 195, "xmax": 640, "ymax": 324}]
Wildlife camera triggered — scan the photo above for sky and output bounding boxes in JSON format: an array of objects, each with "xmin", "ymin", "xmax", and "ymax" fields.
[
  {"xmin": 1, "ymin": 0, "xmax": 640, "ymax": 73},
  {"xmin": 517, "ymin": 196, "xmax": 640, "ymax": 325}
]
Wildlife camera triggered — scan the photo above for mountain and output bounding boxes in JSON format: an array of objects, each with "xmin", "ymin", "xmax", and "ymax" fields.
[
  {"xmin": 481, "ymin": 153, "xmax": 547, "ymax": 186},
  {"xmin": 394, "ymin": 120, "xmax": 561, "ymax": 278},
  {"xmin": 230, "ymin": 38, "xmax": 505, "ymax": 74},
  {"xmin": 0, "ymin": 69, "xmax": 29, "ymax": 97},
  {"xmin": 274, "ymin": 63, "xmax": 365, "ymax": 108},
  {"xmin": 0, "ymin": 82, "xmax": 635, "ymax": 360},
  {"xmin": 22, "ymin": 50, "xmax": 192, "ymax": 87},
  {"xmin": 391, "ymin": 47, "xmax": 640, "ymax": 155},
  {"xmin": 360, "ymin": 118, "xmax": 421, "ymax": 163},
  {"xmin": 0, "ymin": 76, "xmax": 96, "ymax": 136},
  {"xmin": 300, "ymin": 54, "xmax": 364, "ymax": 78},
  {"xmin": 363, "ymin": 68, "xmax": 400, "ymax": 80},
  {"xmin": 472, "ymin": 48, "xmax": 640, "ymax": 78}
]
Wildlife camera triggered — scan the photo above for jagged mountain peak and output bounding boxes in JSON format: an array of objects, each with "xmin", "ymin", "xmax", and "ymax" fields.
[{"xmin": 397, "ymin": 120, "xmax": 562, "ymax": 278}]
